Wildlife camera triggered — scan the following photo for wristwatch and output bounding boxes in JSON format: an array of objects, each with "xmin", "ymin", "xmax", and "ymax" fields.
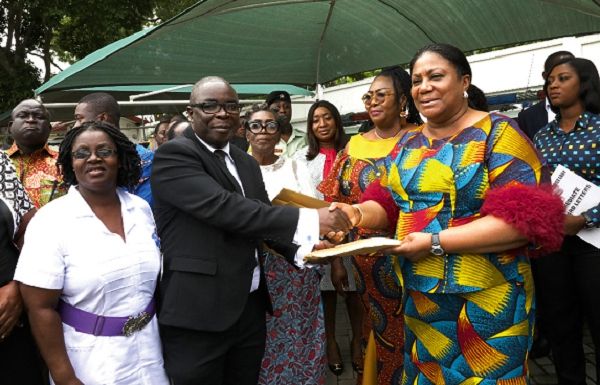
[
  {"xmin": 430, "ymin": 233, "xmax": 445, "ymax": 256},
  {"xmin": 582, "ymin": 212, "xmax": 595, "ymax": 229}
]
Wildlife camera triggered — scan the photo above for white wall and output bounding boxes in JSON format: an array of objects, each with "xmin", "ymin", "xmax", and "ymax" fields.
[{"xmin": 291, "ymin": 33, "xmax": 600, "ymax": 131}]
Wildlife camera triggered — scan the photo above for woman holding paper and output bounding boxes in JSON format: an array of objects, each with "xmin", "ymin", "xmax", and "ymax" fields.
[
  {"xmin": 333, "ymin": 44, "xmax": 565, "ymax": 384},
  {"xmin": 320, "ymin": 66, "xmax": 422, "ymax": 384},
  {"xmin": 533, "ymin": 57, "xmax": 600, "ymax": 385},
  {"xmin": 246, "ymin": 105, "xmax": 325, "ymax": 385}
]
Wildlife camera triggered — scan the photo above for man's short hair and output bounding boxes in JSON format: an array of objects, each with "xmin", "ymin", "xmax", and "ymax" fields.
[
  {"xmin": 11, "ymin": 99, "xmax": 50, "ymax": 120},
  {"xmin": 78, "ymin": 92, "xmax": 120, "ymax": 125}
]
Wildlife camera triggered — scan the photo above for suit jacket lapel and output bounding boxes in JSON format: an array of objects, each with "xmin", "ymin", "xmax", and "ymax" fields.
[{"xmin": 230, "ymin": 149, "xmax": 254, "ymax": 197}]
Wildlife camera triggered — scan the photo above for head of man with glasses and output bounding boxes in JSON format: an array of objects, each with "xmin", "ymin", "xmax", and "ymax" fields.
[{"xmin": 187, "ymin": 77, "xmax": 242, "ymax": 149}]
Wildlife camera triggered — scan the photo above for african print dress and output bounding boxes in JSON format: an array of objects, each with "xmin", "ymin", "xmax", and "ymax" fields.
[
  {"xmin": 258, "ymin": 157, "xmax": 326, "ymax": 385},
  {"xmin": 320, "ymin": 134, "xmax": 404, "ymax": 385},
  {"xmin": 377, "ymin": 113, "xmax": 549, "ymax": 385}
]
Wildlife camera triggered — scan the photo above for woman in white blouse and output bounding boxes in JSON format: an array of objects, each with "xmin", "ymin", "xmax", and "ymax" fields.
[{"xmin": 15, "ymin": 121, "xmax": 169, "ymax": 385}]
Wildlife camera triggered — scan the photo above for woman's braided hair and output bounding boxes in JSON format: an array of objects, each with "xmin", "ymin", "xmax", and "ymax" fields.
[{"xmin": 58, "ymin": 121, "xmax": 141, "ymax": 190}]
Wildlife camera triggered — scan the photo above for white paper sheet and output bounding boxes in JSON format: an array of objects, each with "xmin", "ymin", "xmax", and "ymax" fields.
[{"xmin": 551, "ymin": 165, "xmax": 600, "ymax": 248}]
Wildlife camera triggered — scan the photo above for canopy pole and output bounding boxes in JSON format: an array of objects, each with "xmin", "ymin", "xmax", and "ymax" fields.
[
  {"xmin": 130, "ymin": 84, "xmax": 193, "ymax": 101},
  {"xmin": 316, "ymin": 84, "xmax": 324, "ymax": 101},
  {"xmin": 315, "ymin": 0, "xmax": 335, "ymax": 85}
]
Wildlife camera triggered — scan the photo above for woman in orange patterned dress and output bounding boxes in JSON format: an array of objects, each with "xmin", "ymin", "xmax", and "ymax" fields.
[{"xmin": 320, "ymin": 66, "xmax": 422, "ymax": 385}]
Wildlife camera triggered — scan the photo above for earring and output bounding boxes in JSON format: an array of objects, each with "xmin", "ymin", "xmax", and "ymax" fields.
[
  {"xmin": 463, "ymin": 90, "xmax": 468, "ymax": 98},
  {"xmin": 399, "ymin": 106, "xmax": 408, "ymax": 119}
]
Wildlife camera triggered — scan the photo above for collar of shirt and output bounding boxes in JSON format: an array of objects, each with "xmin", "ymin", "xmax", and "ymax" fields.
[
  {"xmin": 545, "ymin": 97, "xmax": 557, "ymax": 123},
  {"xmin": 548, "ymin": 111, "xmax": 592, "ymax": 133},
  {"xmin": 6, "ymin": 143, "xmax": 58, "ymax": 159},
  {"xmin": 68, "ymin": 185, "xmax": 135, "ymax": 221},
  {"xmin": 195, "ymin": 134, "xmax": 234, "ymax": 163}
]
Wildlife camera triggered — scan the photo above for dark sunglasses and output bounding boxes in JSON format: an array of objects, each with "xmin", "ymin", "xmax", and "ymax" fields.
[
  {"xmin": 247, "ymin": 120, "xmax": 279, "ymax": 134},
  {"xmin": 189, "ymin": 102, "xmax": 241, "ymax": 114},
  {"xmin": 72, "ymin": 148, "xmax": 117, "ymax": 160},
  {"xmin": 361, "ymin": 88, "xmax": 395, "ymax": 105}
]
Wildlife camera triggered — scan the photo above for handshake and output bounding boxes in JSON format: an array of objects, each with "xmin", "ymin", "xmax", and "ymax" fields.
[{"xmin": 316, "ymin": 203, "xmax": 362, "ymax": 243}]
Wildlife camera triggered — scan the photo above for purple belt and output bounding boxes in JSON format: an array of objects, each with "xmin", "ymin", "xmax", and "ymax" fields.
[{"xmin": 57, "ymin": 299, "xmax": 156, "ymax": 337}]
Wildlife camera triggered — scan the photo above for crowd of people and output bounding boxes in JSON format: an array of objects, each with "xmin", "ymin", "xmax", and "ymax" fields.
[{"xmin": 0, "ymin": 43, "xmax": 598, "ymax": 385}]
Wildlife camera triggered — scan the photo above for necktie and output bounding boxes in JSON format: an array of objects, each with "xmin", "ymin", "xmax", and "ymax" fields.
[
  {"xmin": 214, "ymin": 149, "xmax": 228, "ymax": 166},
  {"xmin": 214, "ymin": 149, "xmax": 242, "ymax": 193}
]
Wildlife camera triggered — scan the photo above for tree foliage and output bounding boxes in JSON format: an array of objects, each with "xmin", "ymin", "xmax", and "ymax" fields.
[
  {"xmin": 153, "ymin": 0, "xmax": 198, "ymax": 23},
  {"xmin": 0, "ymin": 0, "xmax": 158, "ymax": 112},
  {"xmin": 51, "ymin": 0, "xmax": 156, "ymax": 63}
]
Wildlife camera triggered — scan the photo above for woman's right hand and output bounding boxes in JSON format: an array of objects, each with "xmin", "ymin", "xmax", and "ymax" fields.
[
  {"xmin": 564, "ymin": 214, "xmax": 586, "ymax": 236},
  {"xmin": 330, "ymin": 258, "xmax": 349, "ymax": 296}
]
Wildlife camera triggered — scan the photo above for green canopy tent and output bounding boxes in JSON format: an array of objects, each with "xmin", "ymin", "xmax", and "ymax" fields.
[
  {"xmin": 39, "ymin": 84, "xmax": 313, "ymax": 104},
  {"xmin": 35, "ymin": 0, "xmax": 600, "ymax": 97}
]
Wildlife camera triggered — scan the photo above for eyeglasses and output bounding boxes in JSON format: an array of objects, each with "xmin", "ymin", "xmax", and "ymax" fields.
[
  {"xmin": 361, "ymin": 88, "xmax": 396, "ymax": 105},
  {"xmin": 189, "ymin": 102, "xmax": 241, "ymax": 114},
  {"xmin": 247, "ymin": 120, "xmax": 279, "ymax": 134},
  {"xmin": 72, "ymin": 148, "xmax": 117, "ymax": 160}
]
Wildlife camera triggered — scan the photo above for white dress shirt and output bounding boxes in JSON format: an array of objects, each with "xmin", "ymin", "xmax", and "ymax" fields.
[
  {"xmin": 545, "ymin": 97, "xmax": 556, "ymax": 123},
  {"xmin": 196, "ymin": 137, "xmax": 319, "ymax": 290}
]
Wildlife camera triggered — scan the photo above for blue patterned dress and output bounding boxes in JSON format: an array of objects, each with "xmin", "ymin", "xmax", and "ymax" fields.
[{"xmin": 380, "ymin": 113, "xmax": 545, "ymax": 385}]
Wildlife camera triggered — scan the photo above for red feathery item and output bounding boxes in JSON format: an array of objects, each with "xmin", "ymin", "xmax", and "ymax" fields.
[{"xmin": 480, "ymin": 184, "xmax": 565, "ymax": 256}]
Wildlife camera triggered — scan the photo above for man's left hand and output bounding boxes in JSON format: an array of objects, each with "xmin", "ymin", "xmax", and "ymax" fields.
[{"xmin": 0, "ymin": 281, "xmax": 23, "ymax": 339}]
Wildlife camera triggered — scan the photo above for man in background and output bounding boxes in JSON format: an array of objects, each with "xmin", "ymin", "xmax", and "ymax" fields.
[
  {"xmin": 73, "ymin": 92, "xmax": 154, "ymax": 207},
  {"xmin": 7, "ymin": 99, "xmax": 66, "ymax": 208},
  {"xmin": 265, "ymin": 90, "xmax": 306, "ymax": 157}
]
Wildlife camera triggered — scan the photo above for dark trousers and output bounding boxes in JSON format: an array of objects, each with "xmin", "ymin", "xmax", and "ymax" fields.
[
  {"xmin": 535, "ymin": 236, "xmax": 600, "ymax": 385},
  {"xmin": 161, "ymin": 290, "xmax": 267, "ymax": 385},
  {"xmin": 0, "ymin": 318, "xmax": 46, "ymax": 385}
]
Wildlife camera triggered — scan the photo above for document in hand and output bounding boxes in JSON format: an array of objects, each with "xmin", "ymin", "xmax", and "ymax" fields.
[
  {"xmin": 303, "ymin": 237, "xmax": 401, "ymax": 263},
  {"xmin": 271, "ymin": 188, "xmax": 329, "ymax": 209},
  {"xmin": 551, "ymin": 165, "xmax": 600, "ymax": 248}
]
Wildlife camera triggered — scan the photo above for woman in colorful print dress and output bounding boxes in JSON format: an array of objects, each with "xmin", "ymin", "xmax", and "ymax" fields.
[
  {"xmin": 333, "ymin": 44, "xmax": 565, "ymax": 385},
  {"xmin": 533, "ymin": 57, "xmax": 600, "ymax": 385},
  {"xmin": 320, "ymin": 66, "xmax": 422, "ymax": 385},
  {"xmin": 246, "ymin": 106, "xmax": 325, "ymax": 385}
]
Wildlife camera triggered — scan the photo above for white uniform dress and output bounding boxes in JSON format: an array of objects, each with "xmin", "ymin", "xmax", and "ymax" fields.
[{"xmin": 15, "ymin": 186, "xmax": 169, "ymax": 385}]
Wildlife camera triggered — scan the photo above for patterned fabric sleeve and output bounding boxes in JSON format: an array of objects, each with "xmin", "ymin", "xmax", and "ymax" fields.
[
  {"xmin": 317, "ymin": 151, "xmax": 348, "ymax": 201},
  {"xmin": 481, "ymin": 117, "xmax": 564, "ymax": 253},
  {"xmin": 534, "ymin": 112, "xmax": 600, "ymax": 228},
  {"xmin": 582, "ymin": 206, "xmax": 600, "ymax": 228},
  {"xmin": 0, "ymin": 151, "xmax": 34, "ymax": 232}
]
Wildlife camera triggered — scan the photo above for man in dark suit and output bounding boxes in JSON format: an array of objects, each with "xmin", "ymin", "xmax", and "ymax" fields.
[
  {"xmin": 151, "ymin": 76, "xmax": 351, "ymax": 385},
  {"xmin": 517, "ymin": 50, "xmax": 574, "ymax": 140}
]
